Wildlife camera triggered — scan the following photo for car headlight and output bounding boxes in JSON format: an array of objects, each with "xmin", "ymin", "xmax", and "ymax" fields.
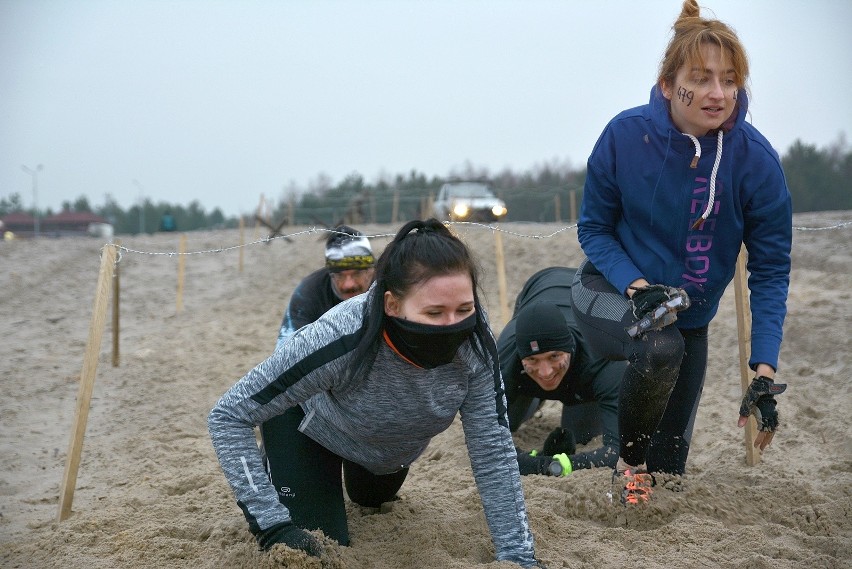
[
  {"xmin": 453, "ymin": 203, "xmax": 470, "ymax": 218},
  {"xmin": 492, "ymin": 204, "xmax": 507, "ymax": 217}
]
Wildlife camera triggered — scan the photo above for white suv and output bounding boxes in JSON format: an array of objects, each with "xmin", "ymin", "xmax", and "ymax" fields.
[{"xmin": 433, "ymin": 182, "xmax": 508, "ymax": 222}]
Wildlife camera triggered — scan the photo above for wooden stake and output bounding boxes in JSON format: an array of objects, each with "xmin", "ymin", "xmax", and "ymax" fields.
[
  {"xmin": 493, "ymin": 228, "xmax": 510, "ymax": 327},
  {"xmin": 391, "ymin": 190, "xmax": 399, "ymax": 224},
  {"xmin": 111, "ymin": 239, "xmax": 121, "ymax": 368},
  {"xmin": 176, "ymin": 234, "xmax": 187, "ymax": 313},
  {"xmin": 554, "ymin": 194, "xmax": 561, "ymax": 223},
  {"xmin": 254, "ymin": 194, "xmax": 265, "ymax": 240},
  {"xmin": 733, "ymin": 244, "xmax": 759, "ymax": 465},
  {"xmin": 238, "ymin": 217, "xmax": 245, "ymax": 273},
  {"xmin": 569, "ymin": 189, "xmax": 577, "ymax": 223},
  {"xmin": 57, "ymin": 244, "xmax": 116, "ymax": 521}
]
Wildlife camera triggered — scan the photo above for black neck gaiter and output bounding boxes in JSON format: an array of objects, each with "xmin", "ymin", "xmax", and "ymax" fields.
[{"xmin": 384, "ymin": 313, "xmax": 477, "ymax": 369}]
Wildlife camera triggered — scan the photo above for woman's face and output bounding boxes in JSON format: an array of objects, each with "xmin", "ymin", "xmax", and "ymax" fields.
[
  {"xmin": 661, "ymin": 42, "xmax": 738, "ymax": 137},
  {"xmin": 384, "ymin": 272, "xmax": 475, "ymax": 325}
]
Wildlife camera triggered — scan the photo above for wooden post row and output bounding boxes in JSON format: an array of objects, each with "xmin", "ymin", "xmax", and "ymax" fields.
[{"xmin": 57, "ymin": 244, "xmax": 117, "ymax": 521}]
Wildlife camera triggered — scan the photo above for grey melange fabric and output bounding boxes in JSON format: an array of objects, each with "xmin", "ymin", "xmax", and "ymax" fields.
[{"xmin": 208, "ymin": 290, "xmax": 536, "ymax": 565}]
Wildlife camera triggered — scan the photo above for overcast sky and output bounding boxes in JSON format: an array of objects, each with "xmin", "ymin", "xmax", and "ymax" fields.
[{"xmin": 2, "ymin": 0, "xmax": 850, "ymax": 217}]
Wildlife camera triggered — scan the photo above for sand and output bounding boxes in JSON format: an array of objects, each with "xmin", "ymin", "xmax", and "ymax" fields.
[{"xmin": 1, "ymin": 213, "xmax": 850, "ymax": 569}]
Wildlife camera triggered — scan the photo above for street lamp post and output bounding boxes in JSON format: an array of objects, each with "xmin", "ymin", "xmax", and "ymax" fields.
[{"xmin": 21, "ymin": 164, "xmax": 44, "ymax": 238}]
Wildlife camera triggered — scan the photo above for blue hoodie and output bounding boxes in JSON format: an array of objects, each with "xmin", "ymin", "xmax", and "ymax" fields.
[{"xmin": 578, "ymin": 85, "xmax": 792, "ymax": 370}]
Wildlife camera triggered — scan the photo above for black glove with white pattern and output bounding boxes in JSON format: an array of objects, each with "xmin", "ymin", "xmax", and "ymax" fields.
[{"xmin": 739, "ymin": 375, "xmax": 787, "ymax": 432}]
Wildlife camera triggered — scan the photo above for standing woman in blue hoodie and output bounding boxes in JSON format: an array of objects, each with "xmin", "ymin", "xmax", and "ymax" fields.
[{"xmin": 571, "ymin": 0, "xmax": 792, "ymax": 504}]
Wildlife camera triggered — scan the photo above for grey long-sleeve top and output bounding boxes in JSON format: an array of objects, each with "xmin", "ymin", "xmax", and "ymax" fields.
[{"xmin": 208, "ymin": 291, "xmax": 537, "ymax": 566}]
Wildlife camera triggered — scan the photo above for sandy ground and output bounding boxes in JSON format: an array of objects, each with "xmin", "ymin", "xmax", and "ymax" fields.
[{"xmin": 1, "ymin": 213, "xmax": 850, "ymax": 569}]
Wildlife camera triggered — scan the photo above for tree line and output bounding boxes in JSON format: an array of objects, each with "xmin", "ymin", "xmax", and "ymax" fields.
[{"xmin": 1, "ymin": 135, "xmax": 848, "ymax": 234}]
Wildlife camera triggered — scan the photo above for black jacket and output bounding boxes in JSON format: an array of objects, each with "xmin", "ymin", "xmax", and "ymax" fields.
[{"xmin": 498, "ymin": 266, "xmax": 622, "ymax": 470}]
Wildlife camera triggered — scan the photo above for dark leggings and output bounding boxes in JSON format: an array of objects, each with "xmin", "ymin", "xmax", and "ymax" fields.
[
  {"xmin": 260, "ymin": 406, "xmax": 409, "ymax": 545},
  {"xmin": 571, "ymin": 259, "xmax": 708, "ymax": 475}
]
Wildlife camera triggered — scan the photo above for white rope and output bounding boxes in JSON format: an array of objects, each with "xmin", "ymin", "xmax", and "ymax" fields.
[
  {"xmin": 700, "ymin": 130, "xmax": 726, "ymax": 224},
  {"xmin": 104, "ymin": 219, "xmax": 850, "ymax": 263}
]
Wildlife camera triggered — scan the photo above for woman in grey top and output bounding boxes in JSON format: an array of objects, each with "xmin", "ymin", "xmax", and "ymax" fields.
[{"xmin": 208, "ymin": 219, "xmax": 541, "ymax": 567}]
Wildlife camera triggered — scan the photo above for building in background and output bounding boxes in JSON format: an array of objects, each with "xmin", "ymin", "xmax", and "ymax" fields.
[{"xmin": 0, "ymin": 210, "xmax": 113, "ymax": 239}]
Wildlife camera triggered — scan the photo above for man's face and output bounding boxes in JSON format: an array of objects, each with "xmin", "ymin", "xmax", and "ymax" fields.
[
  {"xmin": 330, "ymin": 268, "xmax": 375, "ymax": 299},
  {"xmin": 521, "ymin": 351, "xmax": 571, "ymax": 391}
]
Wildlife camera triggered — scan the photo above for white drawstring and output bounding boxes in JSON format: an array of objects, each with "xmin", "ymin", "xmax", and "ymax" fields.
[
  {"xmin": 685, "ymin": 133, "xmax": 701, "ymax": 168},
  {"xmin": 684, "ymin": 130, "xmax": 724, "ymax": 229}
]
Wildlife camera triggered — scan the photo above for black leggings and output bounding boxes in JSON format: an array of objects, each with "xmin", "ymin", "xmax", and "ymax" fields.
[
  {"xmin": 571, "ymin": 259, "xmax": 708, "ymax": 475},
  {"xmin": 260, "ymin": 406, "xmax": 409, "ymax": 545}
]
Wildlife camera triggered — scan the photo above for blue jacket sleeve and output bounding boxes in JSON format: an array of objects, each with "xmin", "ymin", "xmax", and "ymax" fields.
[{"xmin": 740, "ymin": 147, "xmax": 792, "ymax": 371}]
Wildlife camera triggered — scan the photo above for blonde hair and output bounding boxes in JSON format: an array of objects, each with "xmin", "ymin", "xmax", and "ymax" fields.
[{"xmin": 658, "ymin": 0, "xmax": 749, "ymax": 91}]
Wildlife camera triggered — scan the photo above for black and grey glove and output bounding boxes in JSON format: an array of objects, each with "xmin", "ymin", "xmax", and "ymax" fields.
[
  {"xmin": 542, "ymin": 427, "xmax": 576, "ymax": 457},
  {"xmin": 256, "ymin": 521, "xmax": 323, "ymax": 556},
  {"xmin": 629, "ymin": 284, "xmax": 673, "ymax": 318},
  {"xmin": 739, "ymin": 375, "xmax": 787, "ymax": 432},
  {"xmin": 627, "ymin": 284, "xmax": 691, "ymax": 337}
]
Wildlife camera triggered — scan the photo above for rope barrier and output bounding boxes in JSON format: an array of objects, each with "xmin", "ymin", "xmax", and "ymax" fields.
[
  {"xmin": 792, "ymin": 220, "xmax": 852, "ymax": 231},
  {"xmin": 107, "ymin": 219, "xmax": 850, "ymax": 261}
]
